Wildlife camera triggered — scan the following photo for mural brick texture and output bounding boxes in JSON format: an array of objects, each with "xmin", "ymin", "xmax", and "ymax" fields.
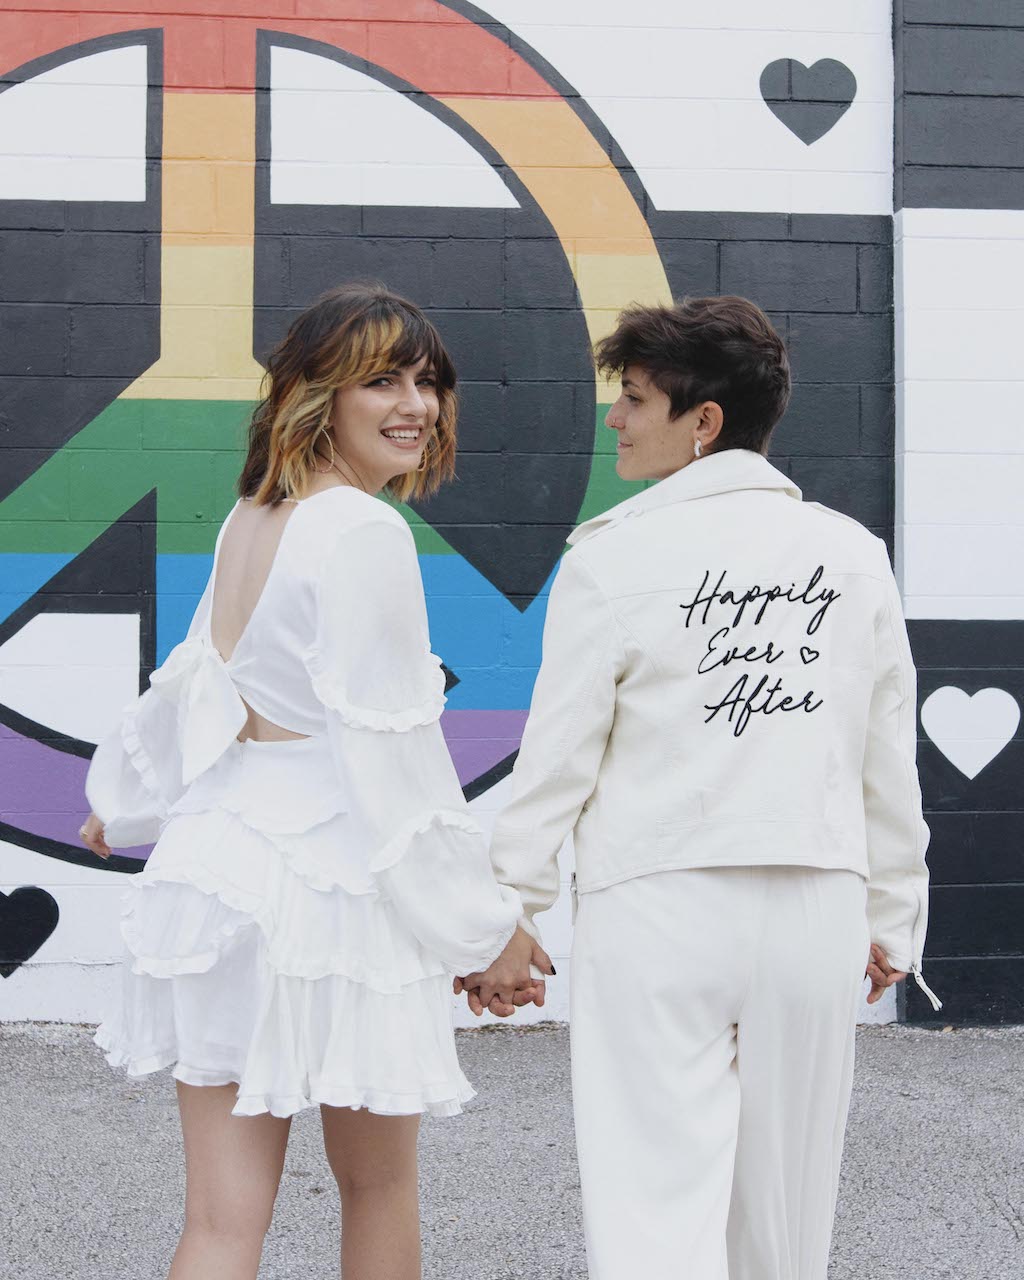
[
  {"xmin": 1, "ymin": 1, "xmax": 1021, "ymax": 1025},
  {"xmin": 894, "ymin": 1, "xmax": 1024, "ymax": 1023}
]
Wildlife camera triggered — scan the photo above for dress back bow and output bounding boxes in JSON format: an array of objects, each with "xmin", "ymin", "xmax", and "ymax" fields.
[{"xmin": 149, "ymin": 637, "xmax": 248, "ymax": 785}]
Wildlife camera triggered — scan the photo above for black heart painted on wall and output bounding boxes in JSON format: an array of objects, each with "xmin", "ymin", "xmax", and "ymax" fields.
[
  {"xmin": 0, "ymin": 887, "xmax": 60, "ymax": 977},
  {"xmin": 760, "ymin": 59, "xmax": 857, "ymax": 145}
]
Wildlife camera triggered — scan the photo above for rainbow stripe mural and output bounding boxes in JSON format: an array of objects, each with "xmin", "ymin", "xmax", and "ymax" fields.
[
  {"xmin": 0, "ymin": 0, "xmax": 668, "ymax": 874},
  {"xmin": 6, "ymin": 1, "xmax": 1022, "ymax": 1025}
]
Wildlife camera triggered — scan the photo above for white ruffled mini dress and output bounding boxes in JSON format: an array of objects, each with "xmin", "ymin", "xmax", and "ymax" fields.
[{"xmin": 86, "ymin": 488, "xmax": 521, "ymax": 1118}]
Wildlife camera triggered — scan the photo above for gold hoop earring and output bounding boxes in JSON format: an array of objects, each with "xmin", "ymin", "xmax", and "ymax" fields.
[{"xmin": 313, "ymin": 424, "xmax": 336, "ymax": 473}]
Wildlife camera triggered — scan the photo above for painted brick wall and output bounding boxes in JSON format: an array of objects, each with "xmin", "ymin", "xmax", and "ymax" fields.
[
  {"xmin": 0, "ymin": 1, "xmax": 1018, "ymax": 1026},
  {"xmin": 894, "ymin": 0, "xmax": 1024, "ymax": 1023},
  {"xmin": 648, "ymin": 210, "xmax": 895, "ymax": 549}
]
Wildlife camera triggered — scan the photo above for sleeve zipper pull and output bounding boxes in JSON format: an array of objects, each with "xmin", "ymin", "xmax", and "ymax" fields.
[{"xmin": 910, "ymin": 964, "xmax": 942, "ymax": 1012}]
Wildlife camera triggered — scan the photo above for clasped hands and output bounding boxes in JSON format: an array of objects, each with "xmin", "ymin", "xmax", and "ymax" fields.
[
  {"xmin": 459, "ymin": 935, "xmax": 904, "ymax": 1015},
  {"xmin": 454, "ymin": 926, "xmax": 555, "ymax": 1018}
]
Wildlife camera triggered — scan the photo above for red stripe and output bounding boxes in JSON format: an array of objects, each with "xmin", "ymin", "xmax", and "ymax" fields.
[{"xmin": 0, "ymin": 2, "xmax": 556, "ymax": 97}]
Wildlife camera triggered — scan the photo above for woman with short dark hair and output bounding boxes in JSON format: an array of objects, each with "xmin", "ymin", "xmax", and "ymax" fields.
[{"xmin": 462, "ymin": 295, "xmax": 938, "ymax": 1280}]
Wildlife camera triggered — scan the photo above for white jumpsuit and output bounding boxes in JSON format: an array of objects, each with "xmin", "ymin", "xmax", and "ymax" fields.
[{"xmin": 490, "ymin": 450, "xmax": 940, "ymax": 1278}]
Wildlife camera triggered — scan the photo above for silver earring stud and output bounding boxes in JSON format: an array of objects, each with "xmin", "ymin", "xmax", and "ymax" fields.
[{"xmin": 694, "ymin": 439, "xmax": 703, "ymax": 459}]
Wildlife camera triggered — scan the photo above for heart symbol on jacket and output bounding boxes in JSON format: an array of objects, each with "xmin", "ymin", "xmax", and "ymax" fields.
[
  {"xmin": 800, "ymin": 646, "xmax": 820, "ymax": 664},
  {"xmin": 759, "ymin": 58, "xmax": 857, "ymax": 145},
  {"xmin": 920, "ymin": 687, "xmax": 1020, "ymax": 781},
  {"xmin": 0, "ymin": 887, "xmax": 60, "ymax": 978}
]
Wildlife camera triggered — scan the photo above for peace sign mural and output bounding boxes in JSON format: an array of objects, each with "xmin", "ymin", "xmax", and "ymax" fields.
[
  {"xmin": 11, "ymin": 3, "xmax": 1015, "ymax": 1028},
  {"xmin": 0, "ymin": 1, "xmax": 670, "ymax": 879}
]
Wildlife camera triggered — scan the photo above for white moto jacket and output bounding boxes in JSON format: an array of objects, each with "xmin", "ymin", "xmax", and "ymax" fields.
[{"xmin": 490, "ymin": 449, "xmax": 938, "ymax": 1002}]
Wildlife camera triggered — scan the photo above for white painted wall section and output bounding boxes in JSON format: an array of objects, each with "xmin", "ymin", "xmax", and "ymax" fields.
[
  {"xmin": 0, "ymin": 614, "xmax": 140, "ymax": 743},
  {"xmin": 895, "ymin": 208, "xmax": 1024, "ymax": 619},
  {"xmin": 478, "ymin": 0, "xmax": 892, "ymax": 213},
  {"xmin": 270, "ymin": 45, "xmax": 519, "ymax": 208},
  {"xmin": 0, "ymin": 46, "xmax": 147, "ymax": 201}
]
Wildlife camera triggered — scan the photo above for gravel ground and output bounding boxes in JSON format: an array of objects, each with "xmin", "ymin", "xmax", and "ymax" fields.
[{"xmin": 1, "ymin": 1022, "xmax": 1021, "ymax": 1278}]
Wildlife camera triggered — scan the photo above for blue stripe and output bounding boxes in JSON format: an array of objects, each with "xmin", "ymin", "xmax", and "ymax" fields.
[
  {"xmin": 0, "ymin": 554, "xmax": 75, "ymax": 624},
  {"xmin": 156, "ymin": 555, "xmax": 213, "ymax": 663},
  {"xmin": 420, "ymin": 555, "xmax": 554, "ymax": 710},
  {"xmin": 1, "ymin": 552, "xmax": 555, "ymax": 713}
]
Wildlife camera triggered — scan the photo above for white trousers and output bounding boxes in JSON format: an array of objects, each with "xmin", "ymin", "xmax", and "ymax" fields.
[{"xmin": 570, "ymin": 865, "xmax": 869, "ymax": 1280}]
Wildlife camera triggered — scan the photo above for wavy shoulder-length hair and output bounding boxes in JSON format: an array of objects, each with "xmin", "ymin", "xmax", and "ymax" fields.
[{"xmin": 239, "ymin": 283, "xmax": 458, "ymax": 506}]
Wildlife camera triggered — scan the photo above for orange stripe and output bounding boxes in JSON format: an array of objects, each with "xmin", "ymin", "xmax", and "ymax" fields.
[
  {"xmin": 443, "ymin": 98, "xmax": 660, "ymax": 250},
  {"xmin": 122, "ymin": 90, "xmax": 264, "ymax": 399},
  {"xmin": 162, "ymin": 92, "xmax": 254, "ymax": 244}
]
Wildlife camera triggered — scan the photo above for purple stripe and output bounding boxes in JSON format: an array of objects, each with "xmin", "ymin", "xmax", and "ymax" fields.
[
  {"xmin": 0, "ymin": 727, "xmax": 150, "ymax": 861},
  {"xmin": 0, "ymin": 711, "xmax": 528, "ymax": 862},
  {"xmin": 441, "ymin": 710, "xmax": 528, "ymax": 787}
]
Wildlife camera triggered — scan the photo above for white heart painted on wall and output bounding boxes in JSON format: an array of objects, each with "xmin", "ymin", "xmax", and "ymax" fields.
[{"xmin": 920, "ymin": 687, "xmax": 1021, "ymax": 780}]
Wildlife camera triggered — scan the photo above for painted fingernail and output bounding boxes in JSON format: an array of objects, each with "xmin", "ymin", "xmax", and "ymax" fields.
[{"xmin": 550, "ymin": 965, "xmax": 557, "ymax": 975}]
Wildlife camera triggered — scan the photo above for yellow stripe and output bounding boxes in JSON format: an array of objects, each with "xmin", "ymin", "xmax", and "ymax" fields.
[
  {"xmin": 121, "ymin": 95, "xmax": 263, "ymax": 400},
  {"xmin": 577, "ymin": 252, "xmax": 678, "ymax": 331},
  {"xmin": 579, "ymin": 252, "xmax": 676, "ymax": 395}
]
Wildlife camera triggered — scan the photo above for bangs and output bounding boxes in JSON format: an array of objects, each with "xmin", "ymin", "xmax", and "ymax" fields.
[{"xmin": 341, "ymin": 302, "xmax": 453, "ymax": 388}]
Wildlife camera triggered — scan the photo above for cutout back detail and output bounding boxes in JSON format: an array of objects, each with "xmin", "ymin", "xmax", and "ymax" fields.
[{"xmin": 210, "ymin": 499, "xmax": 308, "ymax": 743}]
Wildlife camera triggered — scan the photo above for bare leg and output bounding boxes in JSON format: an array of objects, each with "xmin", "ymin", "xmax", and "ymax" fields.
[
  {"xmin": 168, "ymin": 1082, "xmax": 291, "ymax": 1280},
  {"xmin": 320, "ymin": 1106, "xmax": 421, "ymax": 1280}
]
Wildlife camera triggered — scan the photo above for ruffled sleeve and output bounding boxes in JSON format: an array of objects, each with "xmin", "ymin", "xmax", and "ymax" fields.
[
  {"xmin": 306, "ymin": 511, "xmax": 521, "ymax": 976},
  {"xmin": 85, "ymin": 570, "xmax": 221, "ymax": 847}
]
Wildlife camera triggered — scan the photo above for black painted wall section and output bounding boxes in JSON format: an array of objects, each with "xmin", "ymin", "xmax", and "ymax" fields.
[
  {"xmin": 0, "ymin": 201, "xmax": 161, "ymax": 499},
  {"xmin": 905, "ymin": 622, "xmax": 1024, "ymax": 1025},
  {"xmin": 895, "ymin": 0, "xmax": 1024, "ymax": 208},
  {"xmin": 646, "ymin": 210, "xmax": 894, "ymax": 554}
]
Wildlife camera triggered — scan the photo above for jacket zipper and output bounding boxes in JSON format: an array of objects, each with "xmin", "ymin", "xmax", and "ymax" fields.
[
  {"xmin": 909, "ymin": 881, "xmax": 942, "ymax": 1012},
  {"xmin": 909, "ymin": 964, "xmax": 942, "ymax": 1012}
]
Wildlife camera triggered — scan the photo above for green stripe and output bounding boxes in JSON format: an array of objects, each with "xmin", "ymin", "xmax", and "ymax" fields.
[
  {"xmin": 0, "ymin": 399, "xmax": 648, "ymax": 559},
  {"xmin": 0, "ymin": 400, "xmax": 251, "ymax": 556}
]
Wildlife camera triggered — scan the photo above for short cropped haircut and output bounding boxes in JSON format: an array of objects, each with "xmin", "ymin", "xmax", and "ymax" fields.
[{"xmin": 594, "ymin": 296, "xmax": 791, "ymax": 453}]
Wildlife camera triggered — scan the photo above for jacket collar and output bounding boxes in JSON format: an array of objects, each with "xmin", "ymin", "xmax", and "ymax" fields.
[{"xmin": 567, "ymin": 449, "xmax": 801, "ymax": 546}]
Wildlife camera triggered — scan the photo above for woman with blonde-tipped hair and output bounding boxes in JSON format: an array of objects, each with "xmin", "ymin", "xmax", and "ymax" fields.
[{"xmin": 80, "ymin": 282, "xmax": 552, "ymax": 1280}]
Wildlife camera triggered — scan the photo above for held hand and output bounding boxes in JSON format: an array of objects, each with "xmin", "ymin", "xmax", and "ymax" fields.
[
  {"xmin": 456, "ymin": 976, "xmax": 549, "ymax": 1019},
  {"xmin": 453, "ymin": 975, "xmax": 525, "ymax": 1018},
  {"xmin": 79, "ymin": 812, "xmax": 111, "ymax": 861},
  {"xmin": 455, "ymin": 927, "xmax": 555, "ymax": 1018},
  {"xmin": 865, "ymin": 942, "xmax": 907, "ymax": 1004}
]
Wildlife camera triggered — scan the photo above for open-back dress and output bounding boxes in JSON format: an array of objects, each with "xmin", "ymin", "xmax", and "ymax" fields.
[{"xmin": 86, "ymin": 487, "xmax": 521, "ymax": 1118}]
